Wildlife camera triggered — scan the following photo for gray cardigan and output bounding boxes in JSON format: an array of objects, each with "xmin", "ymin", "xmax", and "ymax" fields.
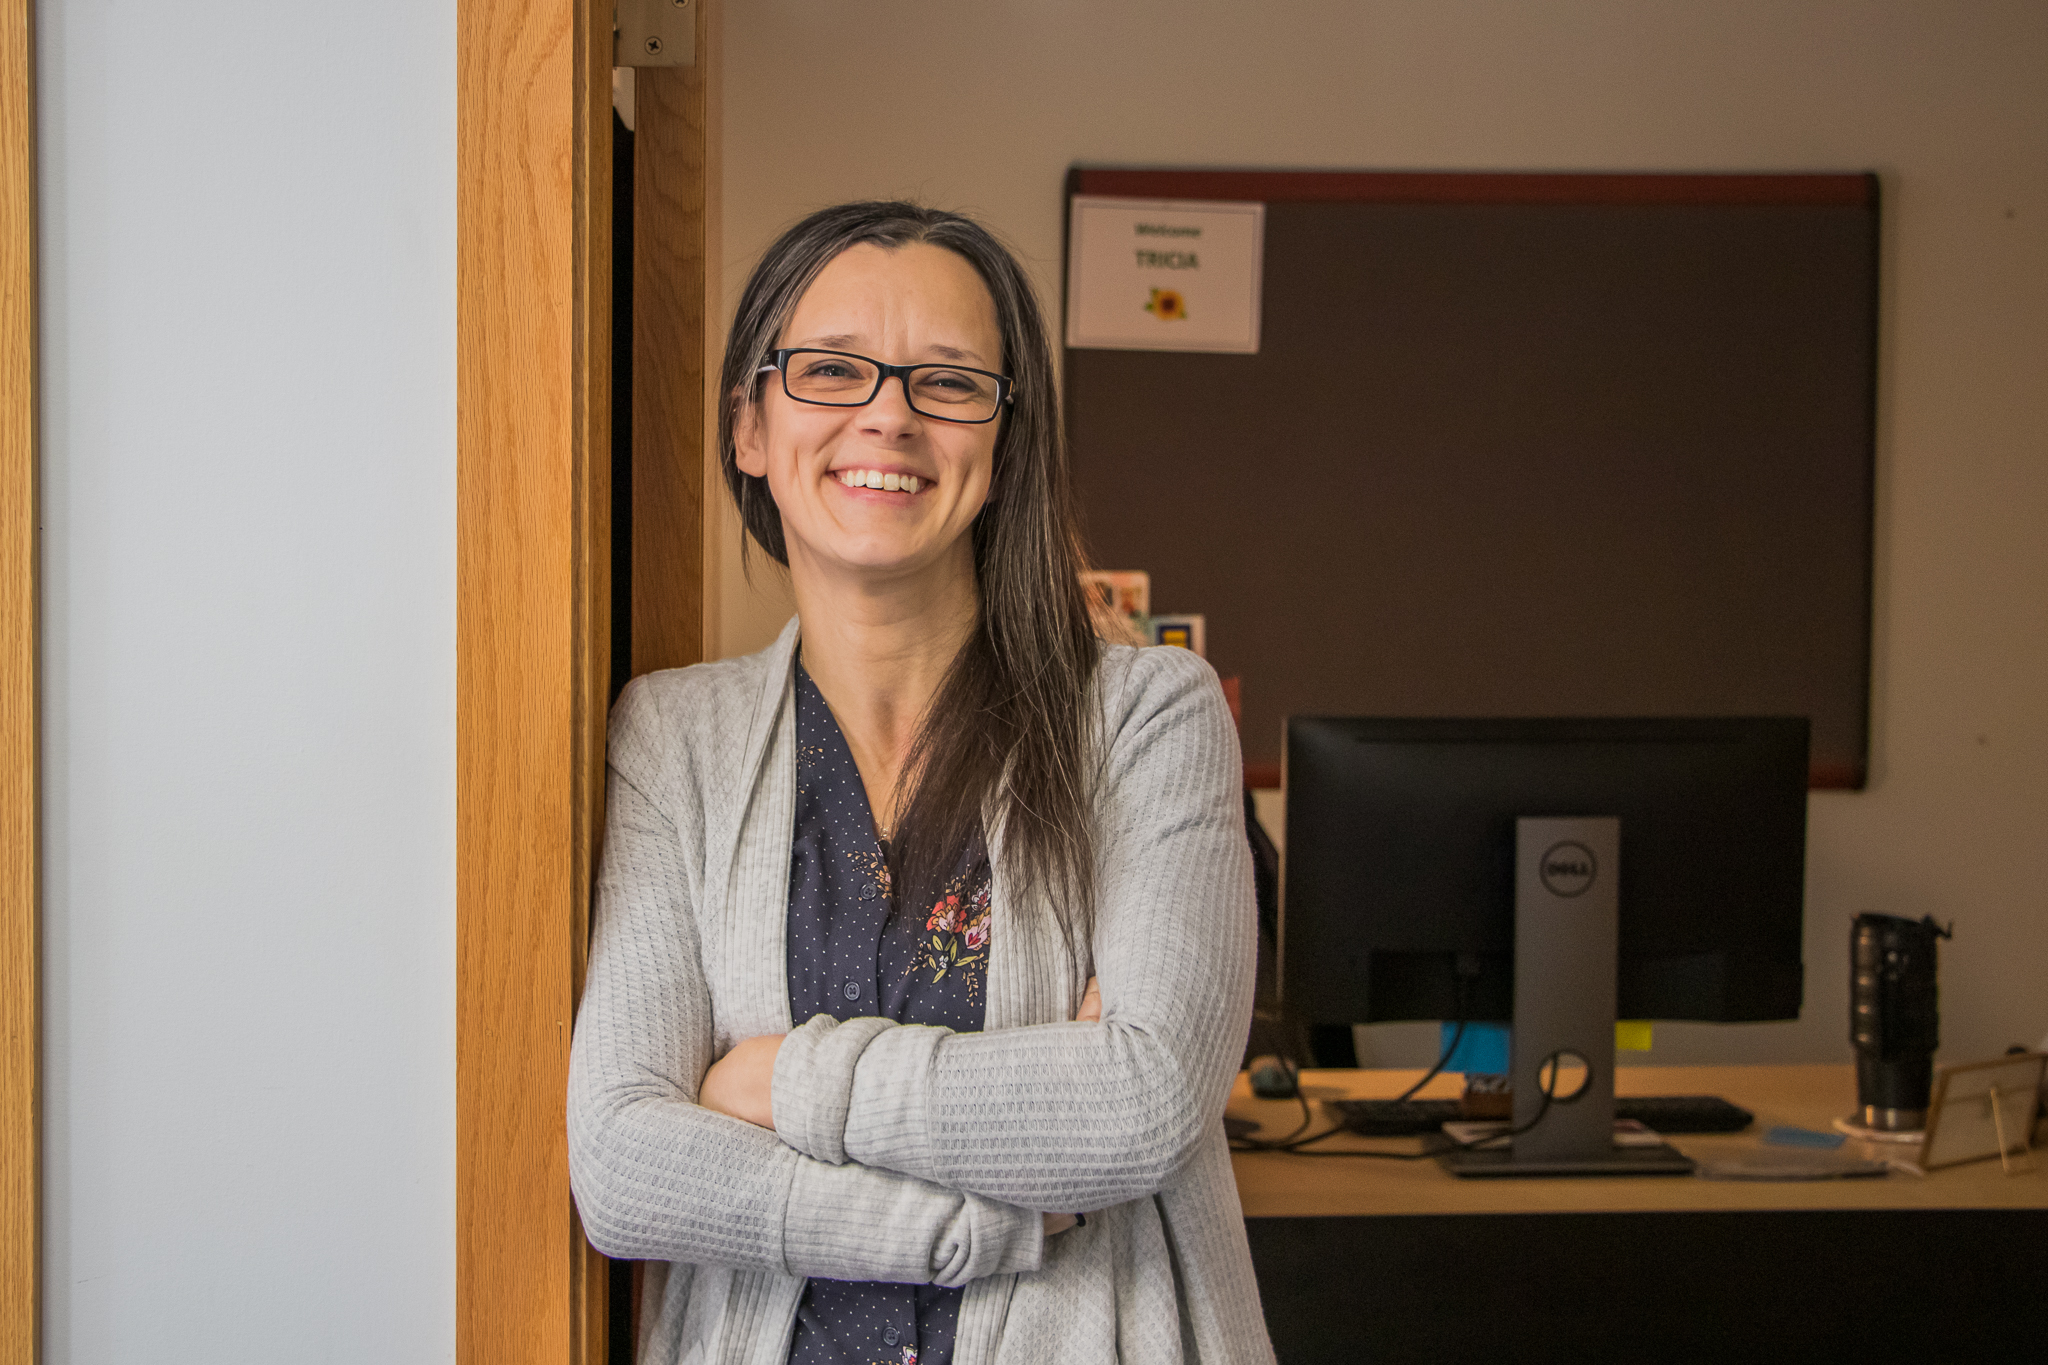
[{"xmin": 567, "ymin": 620, "xmax": 1275, "ymax": 1365}]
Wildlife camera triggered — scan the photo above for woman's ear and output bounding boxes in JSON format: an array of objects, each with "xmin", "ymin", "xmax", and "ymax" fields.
[{"xmin": 732, "ymin": 392, "xmax": 768, "ymax": 478}]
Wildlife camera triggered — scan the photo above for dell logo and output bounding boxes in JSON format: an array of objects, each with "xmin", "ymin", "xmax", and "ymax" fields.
[{"xmin": 1540, "ymin": 841, "xmax": 1597, "ymax": 898}]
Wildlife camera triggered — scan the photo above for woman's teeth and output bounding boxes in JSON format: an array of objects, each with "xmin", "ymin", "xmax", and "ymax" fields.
[{"xmin": 836, "ymin": 469, "xmax": 922, "ymax": 493}]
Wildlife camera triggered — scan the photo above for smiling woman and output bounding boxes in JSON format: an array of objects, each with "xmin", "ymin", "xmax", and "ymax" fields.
[
  {"xmin": 721, "ymin": 213, "xmax": 1096, "ymax": 937},
  {"xmin": 566, "ymin": 203, "xmax": 1275, "ymax": 1364}
]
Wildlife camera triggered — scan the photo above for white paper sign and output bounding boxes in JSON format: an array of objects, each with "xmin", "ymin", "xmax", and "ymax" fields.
[{"xmin": 1065, "ymin": 196, "xmax": 1264, "ymax": 353}]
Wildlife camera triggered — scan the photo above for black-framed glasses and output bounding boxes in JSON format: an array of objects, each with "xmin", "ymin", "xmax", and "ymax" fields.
[{"xmin": 757, "ymin": 348, "xmax": 1014, "ymax": 425}]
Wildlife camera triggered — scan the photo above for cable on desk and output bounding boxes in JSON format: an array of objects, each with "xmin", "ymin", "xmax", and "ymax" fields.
[
  {"xmin": 1227, "ymin": 1070, "xmax": 1329, "ymax": 1152},
  {"xmin": 1230, "ymin": 1034, "xmax": 1561, "ymax": 1162},
  {"xmin": 1234, "ymin": 972, "xmax": 1479, "ymax": 1155},
  {"xmin": 1282, "ymin": 1083, "xmax": 1556, "ymax": 1161},
  {"xmin": 1393, "ymin": 974, "xmax": 1471, "ymax": 1104}
]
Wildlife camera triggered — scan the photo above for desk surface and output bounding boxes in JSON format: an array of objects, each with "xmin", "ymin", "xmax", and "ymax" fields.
[{"xmin": 1227, "ymin": 1064, "xmax": 2048, "ymax": 1217}]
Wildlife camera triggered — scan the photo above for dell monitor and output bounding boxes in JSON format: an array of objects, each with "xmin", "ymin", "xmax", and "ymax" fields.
[{"xmin": 1281, "ymin": 716, "xmax": 1809, "ymax": 1174}]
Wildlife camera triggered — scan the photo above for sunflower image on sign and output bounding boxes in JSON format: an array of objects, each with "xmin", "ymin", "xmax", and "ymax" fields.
[{"xmin": 1145, "ymin": 288, "xmax": 1188, "ymax": 321}]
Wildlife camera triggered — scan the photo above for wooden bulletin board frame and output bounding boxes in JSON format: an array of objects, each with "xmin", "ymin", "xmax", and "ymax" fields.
[{"xmin": 1064, "ymin": 168, "xmax": 1879, "ymax": 790}]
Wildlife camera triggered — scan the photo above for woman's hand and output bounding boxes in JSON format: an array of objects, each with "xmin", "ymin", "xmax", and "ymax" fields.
[
  {"xmin": 1076, "ymin": 976, "xmax": 1102, "ymax": 1024},
  {"xmin": 699, "ymin": 1034, "xmax": 784, "ymax": 1128}
]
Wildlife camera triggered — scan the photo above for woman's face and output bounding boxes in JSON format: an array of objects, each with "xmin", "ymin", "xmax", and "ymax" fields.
[{"xmin": 735, "ymin": 242, "xmax": 1004, "ymax": 588}]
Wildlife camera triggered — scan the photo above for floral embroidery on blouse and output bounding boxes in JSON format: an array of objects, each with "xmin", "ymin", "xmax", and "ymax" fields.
[
  {"xmin": 917, "ymin": 874, "xmax": 991, "ymax": 991},
  {"xmin": 846, "ymin": 846, "xmax": 892, "ymax": 902}
]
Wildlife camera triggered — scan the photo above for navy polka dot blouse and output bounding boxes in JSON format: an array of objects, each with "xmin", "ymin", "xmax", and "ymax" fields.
[{"xmin": 786, "ymin": 662, "xmax": 991, "ymax": 1365}]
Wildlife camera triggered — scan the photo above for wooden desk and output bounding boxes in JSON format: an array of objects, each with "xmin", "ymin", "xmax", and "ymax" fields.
[
  {"xmin": 1229, "ymin": 1064, "xmax": 2048, "ymax": 1215},
  {"xmin": 1228, "ymin": 1066, "xmax": 2045, "ymax": 1364}
]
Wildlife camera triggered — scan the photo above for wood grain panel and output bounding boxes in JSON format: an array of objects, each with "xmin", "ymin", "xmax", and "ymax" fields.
[
  {"xmin": 631, "ymin": 45, "xmax": 709, "ymax": 676},
  {"xmin": 0, "ymin": 4, "xmax": 34, "ymax": 1357},
  {"xmin": 1072, "ymin": 167, "xmax": 1876, "ymax": 206},
  {"xmin": 457, "ymin": 0, "xmax": 610, "ymax": 1361},
  {"xmin": 568, "ymin": 0, "xmax": 612, "ymax": 1357},
  {"xmin": 697, "ymin": 0, "xmax": 724, "ymax": 662}
]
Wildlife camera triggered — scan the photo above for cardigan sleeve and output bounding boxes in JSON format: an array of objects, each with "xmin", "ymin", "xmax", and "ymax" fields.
[
  {"xmin": 769, "ymin": 647, "xmax": 1257, "ymax": 1213},
  {"xmin": 566, "ymin": 697, "xmax": 1045, "ymax": 1285}
]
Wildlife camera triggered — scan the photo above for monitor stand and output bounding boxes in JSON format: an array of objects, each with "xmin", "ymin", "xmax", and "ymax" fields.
[{"xmin": 1439, "ymin": 817, "xmax": 1695, "ymax": 1178}]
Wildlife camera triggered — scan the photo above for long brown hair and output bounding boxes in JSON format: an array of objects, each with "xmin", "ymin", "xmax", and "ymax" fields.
[{"xmin": 719, "ymin": 202, "xmax": 1100, "ymax": 932}]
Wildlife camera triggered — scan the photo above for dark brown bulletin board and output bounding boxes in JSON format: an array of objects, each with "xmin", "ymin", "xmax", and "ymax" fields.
[{"xmin": 1063, "ymin": 168, "xmax": 1878, "ymax": 788}]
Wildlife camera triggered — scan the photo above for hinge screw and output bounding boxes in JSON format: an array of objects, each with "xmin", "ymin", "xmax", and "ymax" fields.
[{"xmin": 644, "ymin": 36, "xmax": 663, "ymax": 55}]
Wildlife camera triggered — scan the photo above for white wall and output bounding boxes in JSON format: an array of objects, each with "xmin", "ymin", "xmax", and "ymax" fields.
[
  {"xmin": 38, "ymin": 3, "xmax": 454, "ymax": 1360},
  {"xmin": 716, "ymin": 1, "xmax": 2048, "ymax": 1066}
]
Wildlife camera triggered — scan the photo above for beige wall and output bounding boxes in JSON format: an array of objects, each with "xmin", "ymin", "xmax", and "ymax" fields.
[{"xmin": 712, "ymin": 1, "xmax": 2047, "ymax": 1065}]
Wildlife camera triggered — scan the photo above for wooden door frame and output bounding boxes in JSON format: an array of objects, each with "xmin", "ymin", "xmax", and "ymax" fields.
[
  {"xmin": 458, "ymin": 2, "xmax": 709, "ymax": 1362},
  {"xmin": 457, "ymin": 0, "xmax": 612, "ymax": 1357},
  {"xmin": 2, "ymin": 2, "xmax": 35, "ymax": 1359}
]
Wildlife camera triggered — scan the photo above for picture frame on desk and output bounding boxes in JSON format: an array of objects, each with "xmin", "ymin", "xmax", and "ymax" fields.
[{"xmin": 1918, "ymin": 1052, "xmax": 2045, "ymax": 1173}]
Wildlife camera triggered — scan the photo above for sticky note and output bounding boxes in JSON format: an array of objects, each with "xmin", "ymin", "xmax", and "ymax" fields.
[{"xmin": 1615, "ymin": 1021, "xmax": 1654, "ymax": 1052}]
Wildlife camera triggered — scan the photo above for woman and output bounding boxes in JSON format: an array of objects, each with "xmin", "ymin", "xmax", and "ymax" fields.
[{"xmin": 568, "ymin": 202, "xmax": 1271, "ymax": 1365}]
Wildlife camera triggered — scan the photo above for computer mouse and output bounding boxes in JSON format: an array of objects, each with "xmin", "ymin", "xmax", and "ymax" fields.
[{"xmin": 1248, "ymin": 1057, "xmax": 1299, "ymax": 1100}]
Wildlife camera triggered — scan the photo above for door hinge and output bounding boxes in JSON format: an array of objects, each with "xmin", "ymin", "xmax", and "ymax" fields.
[{"xmin": 616, "ymin": 0, "xmax": 695, "ymax": 68}]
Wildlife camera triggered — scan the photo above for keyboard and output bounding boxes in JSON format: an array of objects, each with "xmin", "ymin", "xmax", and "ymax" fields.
[
  {"xmin": 1616, "ymin": 1095, "xmax": 1755, "ymax": 1133},
  {"xmin": 1331, "ymin": 1099, "xmax": 1460, "ymax": 1136},
  {"xmin": 1333, "ymin": 1094, "xmax": 1754, "ymax": 1137}
]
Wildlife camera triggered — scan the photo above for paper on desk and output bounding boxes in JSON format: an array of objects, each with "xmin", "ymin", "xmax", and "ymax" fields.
[
  {"xmin": 1694, "ymin": 1148, "xmax": 1889, "ymax": 1181},
  {"xmin": 1441, "ymin": 1118, "xmax": 1668, "ymax": 1149}
]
